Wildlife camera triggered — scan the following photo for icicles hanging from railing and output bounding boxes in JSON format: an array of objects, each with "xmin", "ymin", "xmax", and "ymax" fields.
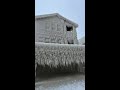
[{"xmin": 35, "ymin": 42, "xmax": 85, "ymax": 73}]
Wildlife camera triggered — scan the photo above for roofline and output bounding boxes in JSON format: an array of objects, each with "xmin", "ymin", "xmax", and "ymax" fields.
[{"xmin": 35, "ymin": 13, "xmax": 78, "ymax": 28}]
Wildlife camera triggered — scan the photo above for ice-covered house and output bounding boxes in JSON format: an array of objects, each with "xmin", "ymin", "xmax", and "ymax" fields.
[
  {"xmin": 35, "ymin": 13, "xmax": 79, "ymax": 44},
  {"xmin": 35, "ymin": 14, "xmax": 85, "ymax": 77},
  {"xmin": 79, "ymin": 36, "xmax": 85, "ymax": 45}
]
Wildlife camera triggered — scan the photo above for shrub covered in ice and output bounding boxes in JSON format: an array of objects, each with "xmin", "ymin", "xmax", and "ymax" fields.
[{"xmin": 35, "ymin": 42, "xmax": 85, "ymax": 73}]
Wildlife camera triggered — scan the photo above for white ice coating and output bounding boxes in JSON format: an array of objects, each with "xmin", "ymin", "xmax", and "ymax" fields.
[
  {"xmin": 35, "ymin": 14, "xmax": 85, "ymax": 77},
  {"xmin": 35, "ymin": 42, "xmax": 85, "ymax": 69}
]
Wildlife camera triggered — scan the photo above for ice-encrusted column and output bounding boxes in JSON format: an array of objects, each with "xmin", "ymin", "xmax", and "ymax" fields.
[{"xmin": 73, "ymin": 27, "xmax": 79, "ymax": 44}]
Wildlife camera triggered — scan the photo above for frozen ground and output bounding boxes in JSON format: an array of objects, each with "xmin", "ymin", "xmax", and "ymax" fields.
[{"xmin": 35, "ymin": 74, "xmax": 85, "ymax": 90}]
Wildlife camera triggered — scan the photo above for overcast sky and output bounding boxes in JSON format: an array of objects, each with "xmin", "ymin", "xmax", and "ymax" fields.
[{"xmin": 35, "ymin": 0, "xmax": 85, "ymax": 39}]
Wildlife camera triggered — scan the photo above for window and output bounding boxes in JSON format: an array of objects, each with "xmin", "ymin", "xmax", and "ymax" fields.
[
  {"xmin": 68, "ymin": 40, "xmax": 74, "ymax": 44},
  {"xmin": 45, "ymin": 38, "xmax": 49, "ymax": 43},
  {"xmin": 66, "ymin": 26, "xmax": 73, "ymax": 31}
]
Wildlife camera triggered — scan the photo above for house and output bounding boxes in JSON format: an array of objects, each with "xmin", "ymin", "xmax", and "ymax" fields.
[
  {"xmin": 79, "ymin": 36, "xmax": 85, "ymax": 45},
  {"xmin": 35, "ymin": 13, "xmax": 79, "ymax": 44}
]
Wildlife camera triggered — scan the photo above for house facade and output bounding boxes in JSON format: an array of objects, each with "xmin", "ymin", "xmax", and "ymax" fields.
[
  {"xmin": 79, "ymin": 36, "xmax": 85, "ymax": 45},
  {"xmin": 35, "ymin": 13, "xmax": 79, "ymax": 44}
]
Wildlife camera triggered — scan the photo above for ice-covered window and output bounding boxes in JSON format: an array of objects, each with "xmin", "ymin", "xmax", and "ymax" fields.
[
  {"xmin": 66, "ymin": 26, "xmax": 73, "ymax": 31},
  {"xmin": 68, "ymin": 40, "xmax": 74, "ymax": 44}
]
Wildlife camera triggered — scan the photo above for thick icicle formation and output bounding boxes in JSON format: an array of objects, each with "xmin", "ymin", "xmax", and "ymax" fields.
[{"xmin": 35, "ymin": 42, "xmax": 85, "ymax": 73}]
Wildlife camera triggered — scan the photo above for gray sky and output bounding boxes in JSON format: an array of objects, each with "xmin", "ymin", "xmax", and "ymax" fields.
[{"xmin": 35, "ymin": 0, "xmax": 85, "ymax": 39}]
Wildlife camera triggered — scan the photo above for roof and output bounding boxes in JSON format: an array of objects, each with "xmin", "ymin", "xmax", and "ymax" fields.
[{"xmin": 35, "ymin": 13, "xmax": 78, "ymax": 28}]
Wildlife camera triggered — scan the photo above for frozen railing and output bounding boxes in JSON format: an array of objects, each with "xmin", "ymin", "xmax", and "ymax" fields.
[{"xmin": 35, "ymin": 42, "xmax": 85, "ymax": 74}]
